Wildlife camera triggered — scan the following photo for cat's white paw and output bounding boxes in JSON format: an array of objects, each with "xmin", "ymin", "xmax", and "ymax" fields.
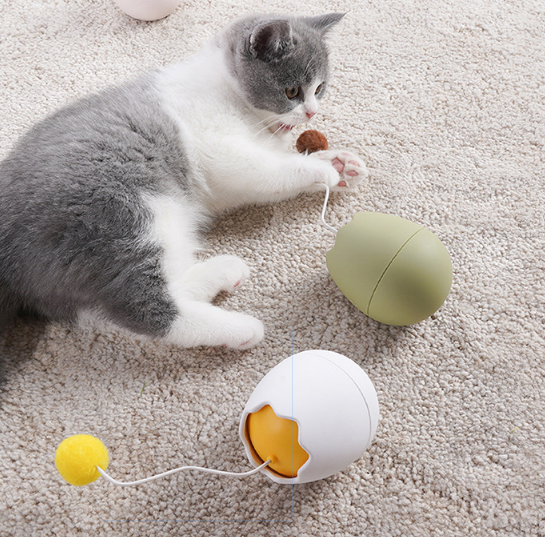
[
  {"xmin": 209, "ymin": 255, "xmax": 250, "ymax": 292},
  {"xmin": 221, "ymin": 313, "xmax": 265, "ymax": 349},
  {"xmin": 313, "ymin": 150, "xmax": 368, "ymax": 191},
  {"xmin": 181, "ymin": 255, "xmax": 250, "ymax": 302},
  {"xmin": 166, "ymin": 305, "xmax": 264, "ymax": 349}
]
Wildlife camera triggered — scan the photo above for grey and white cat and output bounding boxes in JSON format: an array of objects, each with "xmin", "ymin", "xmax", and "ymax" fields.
[{"xmin": 0, "ymin": 13, "xmax": 366, "ymax": 349}]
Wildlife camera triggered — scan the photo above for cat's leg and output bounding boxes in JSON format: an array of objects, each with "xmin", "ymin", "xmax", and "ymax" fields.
[
  {"xmin": 90, "ymin": 287, "xmax": 263, "ymax": 349},
  {"xmin": 164, "ymin": 300, "xmax": 264, "ymax": 349},
  {"xmin": 164, "ymin": 256, "xmax": 263, "ymax": 348},
  {"xmin": 256, "ymin": 148, "xmax": 367, "ymax": 199},
  {"xmin": 130, "ymin": 194, "xmax": 264, "ymax": 349},
  {"xmin": 145, "ymin": 194, "xmax": 250, "ymax": 303},
  {"xmin": 75, "ymin": 200, "xmax": 261, "ymax": 348},
  {"xmin": 84, "ymin": 257, "xmax": 263, "ymax": 349},
  {"xmin": 201, "ymin": 139, "xmax": 367, "ymax": 208}
]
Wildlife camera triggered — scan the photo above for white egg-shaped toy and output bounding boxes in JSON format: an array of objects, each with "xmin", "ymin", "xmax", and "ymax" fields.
[
  {"xmin": 239, "ymin": 350, "xmax": 379, "ymax": 484},
  {"xmin": 113, "ymin": 0, "xmax": 181, "ymax": 21}
]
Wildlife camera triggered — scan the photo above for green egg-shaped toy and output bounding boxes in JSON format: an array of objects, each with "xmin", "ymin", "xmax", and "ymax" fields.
[{"xmin": 326, "ymin": 212, "xmax": 452, "ymax": 326}]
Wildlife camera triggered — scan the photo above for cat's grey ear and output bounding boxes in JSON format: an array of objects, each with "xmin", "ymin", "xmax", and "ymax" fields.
[
  {"xmin": 302, "ymin": 13, "xmax": 346, "ymax": 34},
  {"xmin": 249, "ymin": 20, "xmax": 295, "ymax": 62}
]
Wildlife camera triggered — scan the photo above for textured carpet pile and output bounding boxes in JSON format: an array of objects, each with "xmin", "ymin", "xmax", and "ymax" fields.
[{"xmin": 1, "ymin": 0, "xmax": 544, "ymax": 535}]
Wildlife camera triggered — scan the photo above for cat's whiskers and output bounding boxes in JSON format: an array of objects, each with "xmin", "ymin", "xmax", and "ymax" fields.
[
  {"xmin": 271, "ymin": 124, "xmax": 286, "ymax": 137},
  {"xmin": 252, "ymin": 122, "xmax": 276, "ymax": 139},
  {"xmin": 249, "ymin": 115, "xmax": 276, "ymax": 129},
  {"xmin": 260, "ymin": 117, "xmax": 298, "ymax": 141},
  {"xmin": 249, "ymin": 116, "xmax": 282, "ymax": 140}
]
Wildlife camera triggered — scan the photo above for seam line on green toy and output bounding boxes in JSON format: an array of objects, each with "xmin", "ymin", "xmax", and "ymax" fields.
[
  {"xmin": 366, "ymin": 228, "xmax": 424, "ymax": 315},
  {"xmin": 95, "ymin": 460, "xmax": 271, "ymax": 487}
]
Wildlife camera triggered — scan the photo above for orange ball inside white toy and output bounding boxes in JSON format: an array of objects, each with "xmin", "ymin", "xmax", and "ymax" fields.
[{"xmin": 245, "ymin": 405, "xmax": 309, "ymax": 478}]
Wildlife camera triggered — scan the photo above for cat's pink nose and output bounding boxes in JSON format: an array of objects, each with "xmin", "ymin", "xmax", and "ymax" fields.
[{"xmin": 306, "ymin": 111, "xmax": 316, "ymax": 119}]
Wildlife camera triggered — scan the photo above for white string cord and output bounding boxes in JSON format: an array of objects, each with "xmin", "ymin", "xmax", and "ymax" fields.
[
  {"xmin": 316, "ymin": 183, "xmax": 338, "ymax": 235},
  {"xmin": 95, "ymin": 460, "xmax": 271, "ymax": 487}
]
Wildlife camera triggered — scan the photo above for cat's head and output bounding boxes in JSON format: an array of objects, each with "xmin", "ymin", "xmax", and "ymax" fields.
[{"xmin": 221, "ymin": 13, "xmax": 344, "ymax": 134}]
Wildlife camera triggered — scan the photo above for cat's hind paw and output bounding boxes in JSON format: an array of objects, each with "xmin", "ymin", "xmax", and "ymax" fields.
[
  {"xmin": 222, "ymin": 314, "xmax": 265, "ymax": 349},
  {"xmin": 181, "ymin": 255, "xmax": 250, "ymax": 302},
  {"xmin": 166, "ymin": 305, "xmax": 264, "ymax": 349},
  {"xmin": 212, "ymin": 255, "xmax": 250, "ymax": 293}
]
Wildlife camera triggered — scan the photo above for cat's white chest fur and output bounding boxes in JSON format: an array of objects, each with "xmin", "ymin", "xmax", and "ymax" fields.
[{"xmin": 154, "ymin": 45, "xmax": 300, "ymax": 213}]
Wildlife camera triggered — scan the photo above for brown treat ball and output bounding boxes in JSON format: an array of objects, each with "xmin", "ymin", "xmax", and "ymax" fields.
[{"xmin": 296, "ymin": 130, "xmax": 329, "ymax": 154}]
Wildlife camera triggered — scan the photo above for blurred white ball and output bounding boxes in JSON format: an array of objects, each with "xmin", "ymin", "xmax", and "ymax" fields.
[{"xmin": 113, "ymin": 0, "xmax": 182, "ymax": 21}]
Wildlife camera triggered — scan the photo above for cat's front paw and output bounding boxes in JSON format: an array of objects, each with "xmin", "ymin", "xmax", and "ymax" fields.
[{"xmin": 314, "ymin": 150, "xmax": 367, "ymax": 191}]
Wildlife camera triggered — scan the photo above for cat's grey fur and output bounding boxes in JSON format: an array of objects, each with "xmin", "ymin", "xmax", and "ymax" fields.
[
  {"xmin": 0, "ymin": 78, "xmax": 184, "ymax": 336},
  {"xmin": 0, "ymin": 13, "xmax": 366, "ymax": 349}
]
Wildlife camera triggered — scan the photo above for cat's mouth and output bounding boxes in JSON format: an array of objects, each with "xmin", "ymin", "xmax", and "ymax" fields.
[{"xmin": 271, "ymin": 122, "xmax": 296, "ymax": 133}]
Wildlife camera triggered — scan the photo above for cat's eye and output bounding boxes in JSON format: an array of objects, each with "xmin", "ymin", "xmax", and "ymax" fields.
[
  {"xmin": 315, "ymin": 83, "xmax": 324, "ymax": 95},
  {"xmin": 286, "ymin": 87, "xmax": 300, "ymax": 100}
]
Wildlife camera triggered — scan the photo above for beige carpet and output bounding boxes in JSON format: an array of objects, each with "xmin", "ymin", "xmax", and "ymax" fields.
[{"xmin": 1, "ymin": 0, "xmax": 544, "ymax": 535}]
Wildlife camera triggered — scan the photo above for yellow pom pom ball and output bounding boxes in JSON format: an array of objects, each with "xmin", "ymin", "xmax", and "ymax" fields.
[{"xmin": 55, "ymin": 434, "xmax": 109, "ymax": 486}]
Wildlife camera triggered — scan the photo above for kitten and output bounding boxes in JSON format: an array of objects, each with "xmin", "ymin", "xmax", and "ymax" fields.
[{"xmin": 0, "ymin": 13, "xmax": 366, "ymax": 349}]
